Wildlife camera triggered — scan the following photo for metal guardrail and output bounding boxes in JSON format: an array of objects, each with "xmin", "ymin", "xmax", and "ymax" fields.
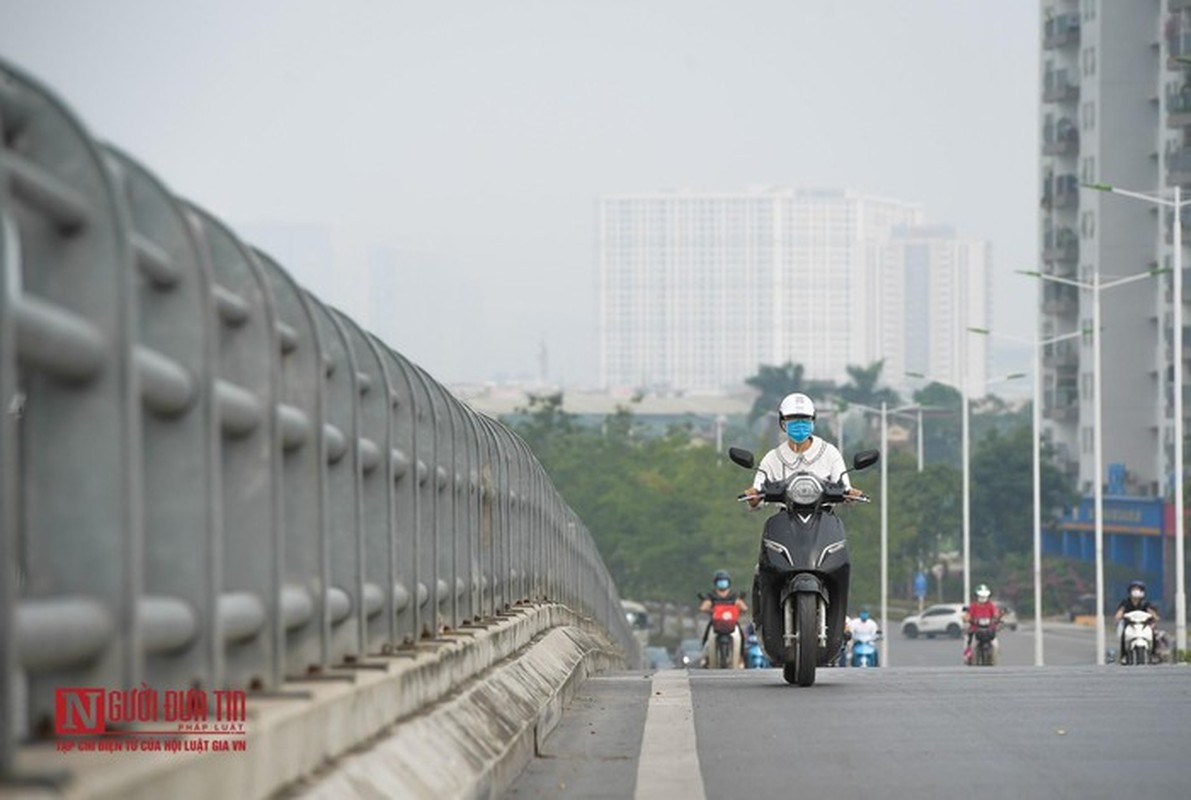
[{"xmin": 0, "ymin": 57, "xmax": 635, "ymax": 774}]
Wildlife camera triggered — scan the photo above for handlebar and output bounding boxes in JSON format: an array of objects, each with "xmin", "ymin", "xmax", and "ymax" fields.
[{"xmin": 737, "ymin": 492, "xmax": 871, "ymax": 505}]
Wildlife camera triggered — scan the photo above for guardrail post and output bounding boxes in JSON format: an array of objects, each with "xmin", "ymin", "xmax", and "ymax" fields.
[
  {"xmin": 418, "ymin": 370, "xmax": 457, "ymax": 633},
  {"xmin": 105, "ymin": 149, "xmax": 219, "ymax": 694},
  {"xmin": 254, "ymin": 250, "xmax": 330, "ymax": 678},
  {"xmin": 307, "ymin": 299, "xmax": 364, "ymax": 664},
  {"xmin": 376, "ymin": 345, "xmax": 418, "ymax": 646},
  {"xmin": 187, "ymin": 205, "xmax": 283, "ymax": 690},
  {"xmin": 334, "ymin": 313, "xmax": 391, "ymax": 655},
  {"xmin": 0, "ymin": 62, "xmax": 143, "ymax": 749}
]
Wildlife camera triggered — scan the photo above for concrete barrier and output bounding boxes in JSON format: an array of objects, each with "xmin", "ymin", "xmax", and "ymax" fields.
[{"xmin": 2, "ymin": 603, "xmax": 625, "ymax": 800}]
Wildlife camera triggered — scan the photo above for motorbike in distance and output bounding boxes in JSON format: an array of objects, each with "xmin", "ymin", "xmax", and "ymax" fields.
[
  {"xmin": 744, "ymin": 624, "xmax": 771, "ymax": 668},
  {"xmin": 1120, "ymin": 609, "xmax": 1155, "ymax": 665},
  {"xmin": 698, "ymin": 593, "xmax": 744, "ymax": 669},
  {"xmin": 850, "ymin": 631, "xmax": 880, "ymax": 667},
  {"xmin": 728, "ymin": 446, "xmax": 879, "ymax": 686},
  {"xmin": 967, "ymin": 616, "xmax": 997, "ymax": 667}
]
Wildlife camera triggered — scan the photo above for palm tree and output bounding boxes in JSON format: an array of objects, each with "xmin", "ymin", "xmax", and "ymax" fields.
[
  {"xmin": 745, "ymin": 362, "xmax": 807, "ymax": 424},
  {"xmin": 836, "ymin": 360, "xmax": 901, "ymax": 409},
  {"xmin": 834, "ymin": 361, "xmax": 902, "ymax": 444}
]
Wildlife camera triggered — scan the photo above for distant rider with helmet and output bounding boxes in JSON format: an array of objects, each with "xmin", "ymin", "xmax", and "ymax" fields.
[
  {"xmin": 1114, "ymin": 580, "xmax": 1160, "ymax": 663},
  {"xmin": 963, "ymin": 584, "xmax": 1002, "ymax": 665},
  {"xmin": 849, "ymin": 607, "xmax": 880, "ymax": 666},
  {"xmin": 699, "ymin": 570, "xmax": 749, "ymax": 668}
]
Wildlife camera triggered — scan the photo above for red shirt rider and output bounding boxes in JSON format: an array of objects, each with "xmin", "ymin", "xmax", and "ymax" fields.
[{"xmin": 966, "ymin": 600, "xmax": 1000, "ymax": 631}]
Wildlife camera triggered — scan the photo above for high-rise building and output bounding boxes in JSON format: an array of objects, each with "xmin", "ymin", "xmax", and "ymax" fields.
[
  {"xmin": 598, "ymin": 188, "xmax": 988, "ymax": 396},
  {"xmin": 1038, "ymin": 1, "xmax": 1185, "ymax": 497},
  {"xmin": 882, "ymin": 226, "xmax": 991, "ymax": 395}
]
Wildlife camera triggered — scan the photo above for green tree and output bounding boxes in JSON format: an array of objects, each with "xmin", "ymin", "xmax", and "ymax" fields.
[
  {"xmin": 969, "ymin": 424, "xmax": 1076, "ymax": 569},
  {"xmin": 837, "ymin": 360, "xmax": 902, "ymax": 409},
  {"xmin": 911, "ymin": 382, "xmax": 962, "ymax": 468},
  {"xmin": 745, "ymin": 362, "xmax": 806, "ymax": 424}
]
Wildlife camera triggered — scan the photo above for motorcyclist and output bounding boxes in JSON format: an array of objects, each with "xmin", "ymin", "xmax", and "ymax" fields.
[
  {"xmin": 962, "ymin": 584, "xmax": 1001, "ymax": 665},
  {"xmin": 1113, "ymin": 580, "xmax": 1160, "ymax": 663},
  {"xmin": 742, "ymin": 393, "xmax": 861, "ymax": 509},
  {"xmin": 699, "ymin": 570, "xmax": 748, "ymax": 668},
  {"xmin": 741, "ymin": 392, "xmax": 864, "ymax": 641},
  {"xmin": 849, "ymin": 607, "xmax": 880, "ymax": 666}
]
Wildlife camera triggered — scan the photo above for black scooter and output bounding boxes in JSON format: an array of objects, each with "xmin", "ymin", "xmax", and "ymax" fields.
[{"xmin": 728, "ymin": 447, "xmax": 879, "ymax": 686}]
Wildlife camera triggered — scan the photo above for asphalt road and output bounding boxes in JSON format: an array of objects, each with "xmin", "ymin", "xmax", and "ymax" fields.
[
  {"xmin": 506, "ymin": 623, "xmax": 1189, "ymax": 800},
  {"xmin": 887, "ymin": 619, "xmax": 1104, "ymax": 667}
]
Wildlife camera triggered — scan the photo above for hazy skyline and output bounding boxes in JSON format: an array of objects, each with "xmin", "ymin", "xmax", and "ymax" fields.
[{"xmin": 0, "ymin": 1, "xmax": 1039, "ymax": 388}]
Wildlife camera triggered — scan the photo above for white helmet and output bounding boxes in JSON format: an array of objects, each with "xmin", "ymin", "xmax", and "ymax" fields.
[
  {"xmin": 778, "ymin": 393, "xmax": 816, "ymax": 419},
  {"xmin": 975, "ymin": 584, "xmax": 991, "ymax": 602}
]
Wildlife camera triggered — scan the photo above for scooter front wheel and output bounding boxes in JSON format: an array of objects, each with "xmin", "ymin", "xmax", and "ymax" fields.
[{"xmin": 782, "ymin": 593, "xmax": 818, "ymax": 687}]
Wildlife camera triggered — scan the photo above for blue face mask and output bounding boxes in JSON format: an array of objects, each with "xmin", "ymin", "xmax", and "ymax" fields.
[
  {"xmin": 785, "ymin": 419, "xmax": 814, "ymax": 443},
  {"xmin": 715, "ymin": 579, "xmax": 729, "ymax": 590}
]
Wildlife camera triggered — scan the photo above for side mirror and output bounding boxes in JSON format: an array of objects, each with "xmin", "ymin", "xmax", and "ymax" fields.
[
  {"xmin": 852, "ymin": 449, "xmax": 880, "ymax": 471},
  {"xmin": 728, "ymin": 447, "xmax": 755, "ymax": 469}
]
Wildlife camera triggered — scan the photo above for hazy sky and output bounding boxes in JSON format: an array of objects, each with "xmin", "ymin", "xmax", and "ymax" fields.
[{"xmin": 0, "ymin": 1, "xmax": 1039, "ymax": 388}]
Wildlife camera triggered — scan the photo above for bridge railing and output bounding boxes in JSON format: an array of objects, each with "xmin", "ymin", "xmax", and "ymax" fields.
[{"xmin": 0, "ymin": 58, "xmax": 634, "ymax": 773}]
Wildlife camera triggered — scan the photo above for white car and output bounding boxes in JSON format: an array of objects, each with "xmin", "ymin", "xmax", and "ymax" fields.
[{"xmin": 901, "ymin": 603, "xmax": 966, "ymax": 639}]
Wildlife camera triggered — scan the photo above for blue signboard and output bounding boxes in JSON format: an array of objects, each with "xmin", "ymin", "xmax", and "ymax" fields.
[
  {"xmin": 1051, "ymin": 496, "xmax": 1167, "ymax": 605},
  {"xmin": 1058, "ymin": 496, "xmax": 1164, "ymax": 535},
  {"xmin": 913, "ymin": 571, "xmax": 928, "ymax": 600}
]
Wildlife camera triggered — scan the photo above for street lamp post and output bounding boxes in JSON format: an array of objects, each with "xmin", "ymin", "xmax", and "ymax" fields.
[
  {"xmin": 1020, "ymin": 261, "xmax": 1165, "ymax": 665},
  {"xmin": 881, "ymin": 402, "xmax": 889, "ymax": 668},
  {"xmin": 1081, "ymin": 182, "xmax": 1188, "ymax": 658},
  {"xmin": 906, "ymin": 371, "xmax": 1024, "ymax": 609},
  {"xmin": 970, "ymin": 326, "xmax": 1081, "ymax": 666},
  {"xmin": 837, "ymin": 400, "xmax": 926, "ymax": 668}
]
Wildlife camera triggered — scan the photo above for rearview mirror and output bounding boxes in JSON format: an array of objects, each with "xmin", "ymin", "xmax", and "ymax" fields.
[
  {"xmin": 852, "ymin": 449, "xmax": 879, "ymax": 471},
  {"xmin": 728, "ymin": 447, "xmax": 755, "ymax": 469}
]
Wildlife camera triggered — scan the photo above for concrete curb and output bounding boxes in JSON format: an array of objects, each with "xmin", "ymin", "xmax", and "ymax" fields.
[{"xmin": 2, "ymin": 603, "xmax": 626, "ymax": 800}]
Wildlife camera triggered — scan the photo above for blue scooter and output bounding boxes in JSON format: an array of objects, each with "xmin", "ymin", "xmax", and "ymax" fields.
[
  {"xmin": 850, "ymin": 635, "xmax": 880, "ymax": 667},
  {"xmin": 745, "ymin": 632, "xmax": 770, "ymax": 668}
]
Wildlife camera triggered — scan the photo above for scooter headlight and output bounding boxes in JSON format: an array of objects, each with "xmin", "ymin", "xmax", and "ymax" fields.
[{"xmin": 786, "ymin": 474, "xmax": 823, "ymax": 505}]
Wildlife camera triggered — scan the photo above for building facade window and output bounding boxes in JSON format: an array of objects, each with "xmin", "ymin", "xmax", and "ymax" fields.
[
  {"xmin": 1081, "ymin": 100, "xmax": 1096, "ymax": 131},
  {"xmin": 1082, "ymin": 46, "xmax": 1096, "ymax": 77}
]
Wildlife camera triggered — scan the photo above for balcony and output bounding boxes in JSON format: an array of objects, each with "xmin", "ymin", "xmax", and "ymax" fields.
[
  {"xmin": 1043, "ymin": 13, "xmax": 1081, "ymax": 49},
  {"xmin": 1170, "ymin": 148, "xmax": 1191, "ymax": 184},
  {"xmin": 1167, "ymin": 89, "xmax": 1191, "ymax": 127},
  {"xmin": 1174, "ymin": 0, "xmax": 1191, "ymax": 11},
  {"xmin": 1042, "ymin": 283, "xmax": 1079, "ymax": 316},
  {"xmin": 1170, "ymin": 33, "xmax": 1191, "ymax": 68},
  {"xmin": 1042, "ymin": 227, "xmax": 1079, "ymax": 263},
  {"xmin": 1042, "ymin": 119, "xmax": 1079, "ymax": 155},
  {"xmin": 1043, "ymin": 402, "xmax": 1079, "ymax": 423},
  {"xmin": 1042, "ymin": 340, "xmax": 1080, "ymax": 372},
  {"xmin": 1042, "ymin": 71, "xmax": 1080, "ymax": 103},
  {"xmin": 1042, "ymin": 173, "xmax": 1080, "ymax": 210}
]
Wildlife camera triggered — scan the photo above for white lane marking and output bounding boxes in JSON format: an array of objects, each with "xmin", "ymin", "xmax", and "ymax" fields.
[{"xmin": 634, "ymin": 670, "xmax": 707, "ymax": 800}]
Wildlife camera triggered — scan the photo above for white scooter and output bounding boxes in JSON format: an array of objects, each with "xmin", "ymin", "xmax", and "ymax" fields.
[{"xmin": 1120, "ymin": 609, "xmax": 1155, "ymax": 666}]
